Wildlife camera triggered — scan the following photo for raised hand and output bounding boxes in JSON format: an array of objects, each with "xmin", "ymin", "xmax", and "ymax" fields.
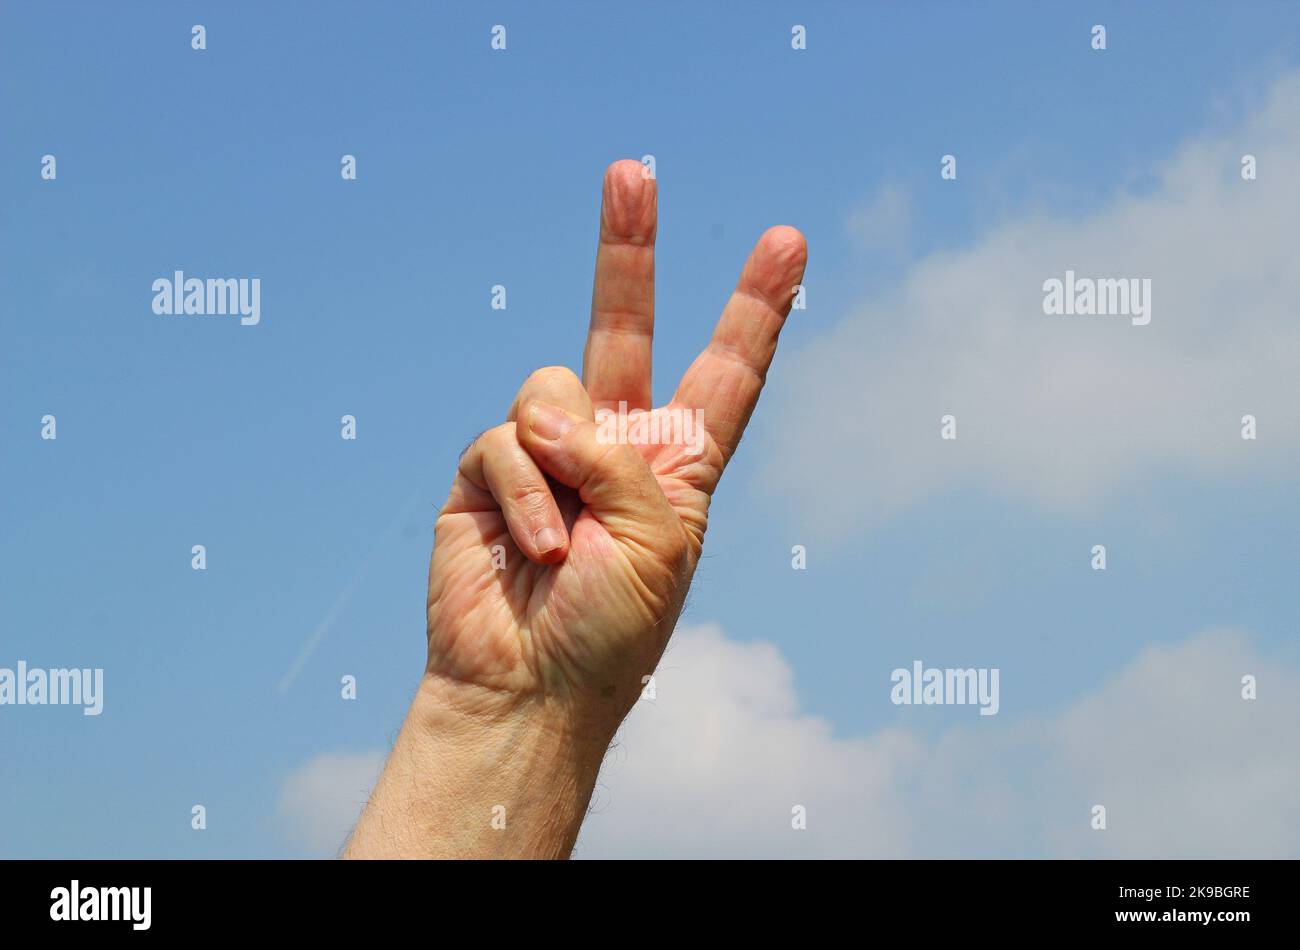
[
  {"xmin": 347, "ymin": 161, "xmax": 806, "ymax": 859},
  {"xmin": 428, "ymin": 160, "xmax": 806, "ymax": 726}
]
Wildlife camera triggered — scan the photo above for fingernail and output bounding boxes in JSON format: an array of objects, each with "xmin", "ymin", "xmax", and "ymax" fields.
[
  {"xmin": 528, "ymin": 403, "xmax": 574, "ymax": 441},
  {"xmin": 534, "ymin": 526, "xmax": 564, "ymax": 554}
]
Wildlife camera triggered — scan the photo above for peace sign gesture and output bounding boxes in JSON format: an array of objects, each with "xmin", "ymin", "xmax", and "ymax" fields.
[
  {"xmin": 349, "ymin": 161, "xmax": 804, "ymax": 858},
  {"xmin": 428, "ymin": 159, "xmax": 807, "ymax": 725}
]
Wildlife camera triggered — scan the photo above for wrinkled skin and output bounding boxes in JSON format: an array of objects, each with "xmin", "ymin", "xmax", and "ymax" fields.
[{"xmin": 425, "ymin": 159, "xmax": 808, "ymax": 733}]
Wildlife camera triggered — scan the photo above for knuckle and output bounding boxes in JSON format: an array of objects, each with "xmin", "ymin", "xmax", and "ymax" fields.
[
  {"xmin": 458, "ymin": 429, "xmax": 489, "ymax": 462},
  {"xmin": 526, "ymin": 365, "xmax": 581, "ymax": 389},
  {"xmin": 482, "ymin": 422, "xmax": 518, "ymax": 452},
  {"xmin": 506, "ymin": 482, "xmax": 551, "ymax": 514}
]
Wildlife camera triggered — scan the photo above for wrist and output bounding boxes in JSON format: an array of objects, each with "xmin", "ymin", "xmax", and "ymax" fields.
[
  {"xmin": 344, "ymin": 674, "xmax": 617, "ymax": 859},
  {"xmin": 409, "ymin": 673, "xmax": 620, "ymax": 771}
]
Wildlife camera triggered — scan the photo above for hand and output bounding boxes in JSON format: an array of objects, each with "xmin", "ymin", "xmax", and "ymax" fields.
[
  {"xmin": 428, "ymin": 160, "xmax": 806, "ymax": 732},
  {"xmin": 346, "ymin": 160, "xmax": 806, "ymax": 858}
]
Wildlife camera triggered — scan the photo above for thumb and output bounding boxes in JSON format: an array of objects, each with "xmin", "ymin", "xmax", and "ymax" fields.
[{"xmin": 517, "ymin": 400, "xmax": 683, "ymax": 555}]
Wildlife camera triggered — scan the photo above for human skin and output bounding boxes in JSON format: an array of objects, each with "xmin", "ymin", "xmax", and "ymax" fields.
[{"xmin": 344, "ymin": 160, "xmax": 807, "ymax": 859}]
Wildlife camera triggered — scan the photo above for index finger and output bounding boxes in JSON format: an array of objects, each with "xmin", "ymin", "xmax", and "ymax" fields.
[{"xmin": 582, "ymin": 159, "xmax": 658, "ymax": 412}]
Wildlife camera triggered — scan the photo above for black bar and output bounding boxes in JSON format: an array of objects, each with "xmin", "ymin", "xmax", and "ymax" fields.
[{"xmin": 0, "ymin": 859, "xmax": 1286, "ymax": 937}]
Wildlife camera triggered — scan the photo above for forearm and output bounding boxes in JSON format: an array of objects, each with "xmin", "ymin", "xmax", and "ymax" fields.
[{"xmin": 343, "ymin": 676, "xmax": 614, "ymax": 859}]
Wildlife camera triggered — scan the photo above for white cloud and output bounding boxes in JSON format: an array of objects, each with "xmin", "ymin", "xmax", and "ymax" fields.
[
  {"xmin": 575, "ymin": 624, "xmax": 1300, "ymax": 858},
  {"xmin": 761, "ymin": 71, "xmax": 1300, "ymax": 538},
  {"xmin": 578, "ymin": 623, "xmax": 923, "ymax": 858},
  {"xmin": 278, "ymin": 625, "xmax": 1299, "ymax": 859},
  {"xmin": 278, "ymin": 750, "xmax": 383, "ymax": 857}
]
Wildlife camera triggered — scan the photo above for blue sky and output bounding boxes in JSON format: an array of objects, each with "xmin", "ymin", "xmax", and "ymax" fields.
[{"xmin": 4, "ymin": 1, "xmax": 1300, "ymax": 858}]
